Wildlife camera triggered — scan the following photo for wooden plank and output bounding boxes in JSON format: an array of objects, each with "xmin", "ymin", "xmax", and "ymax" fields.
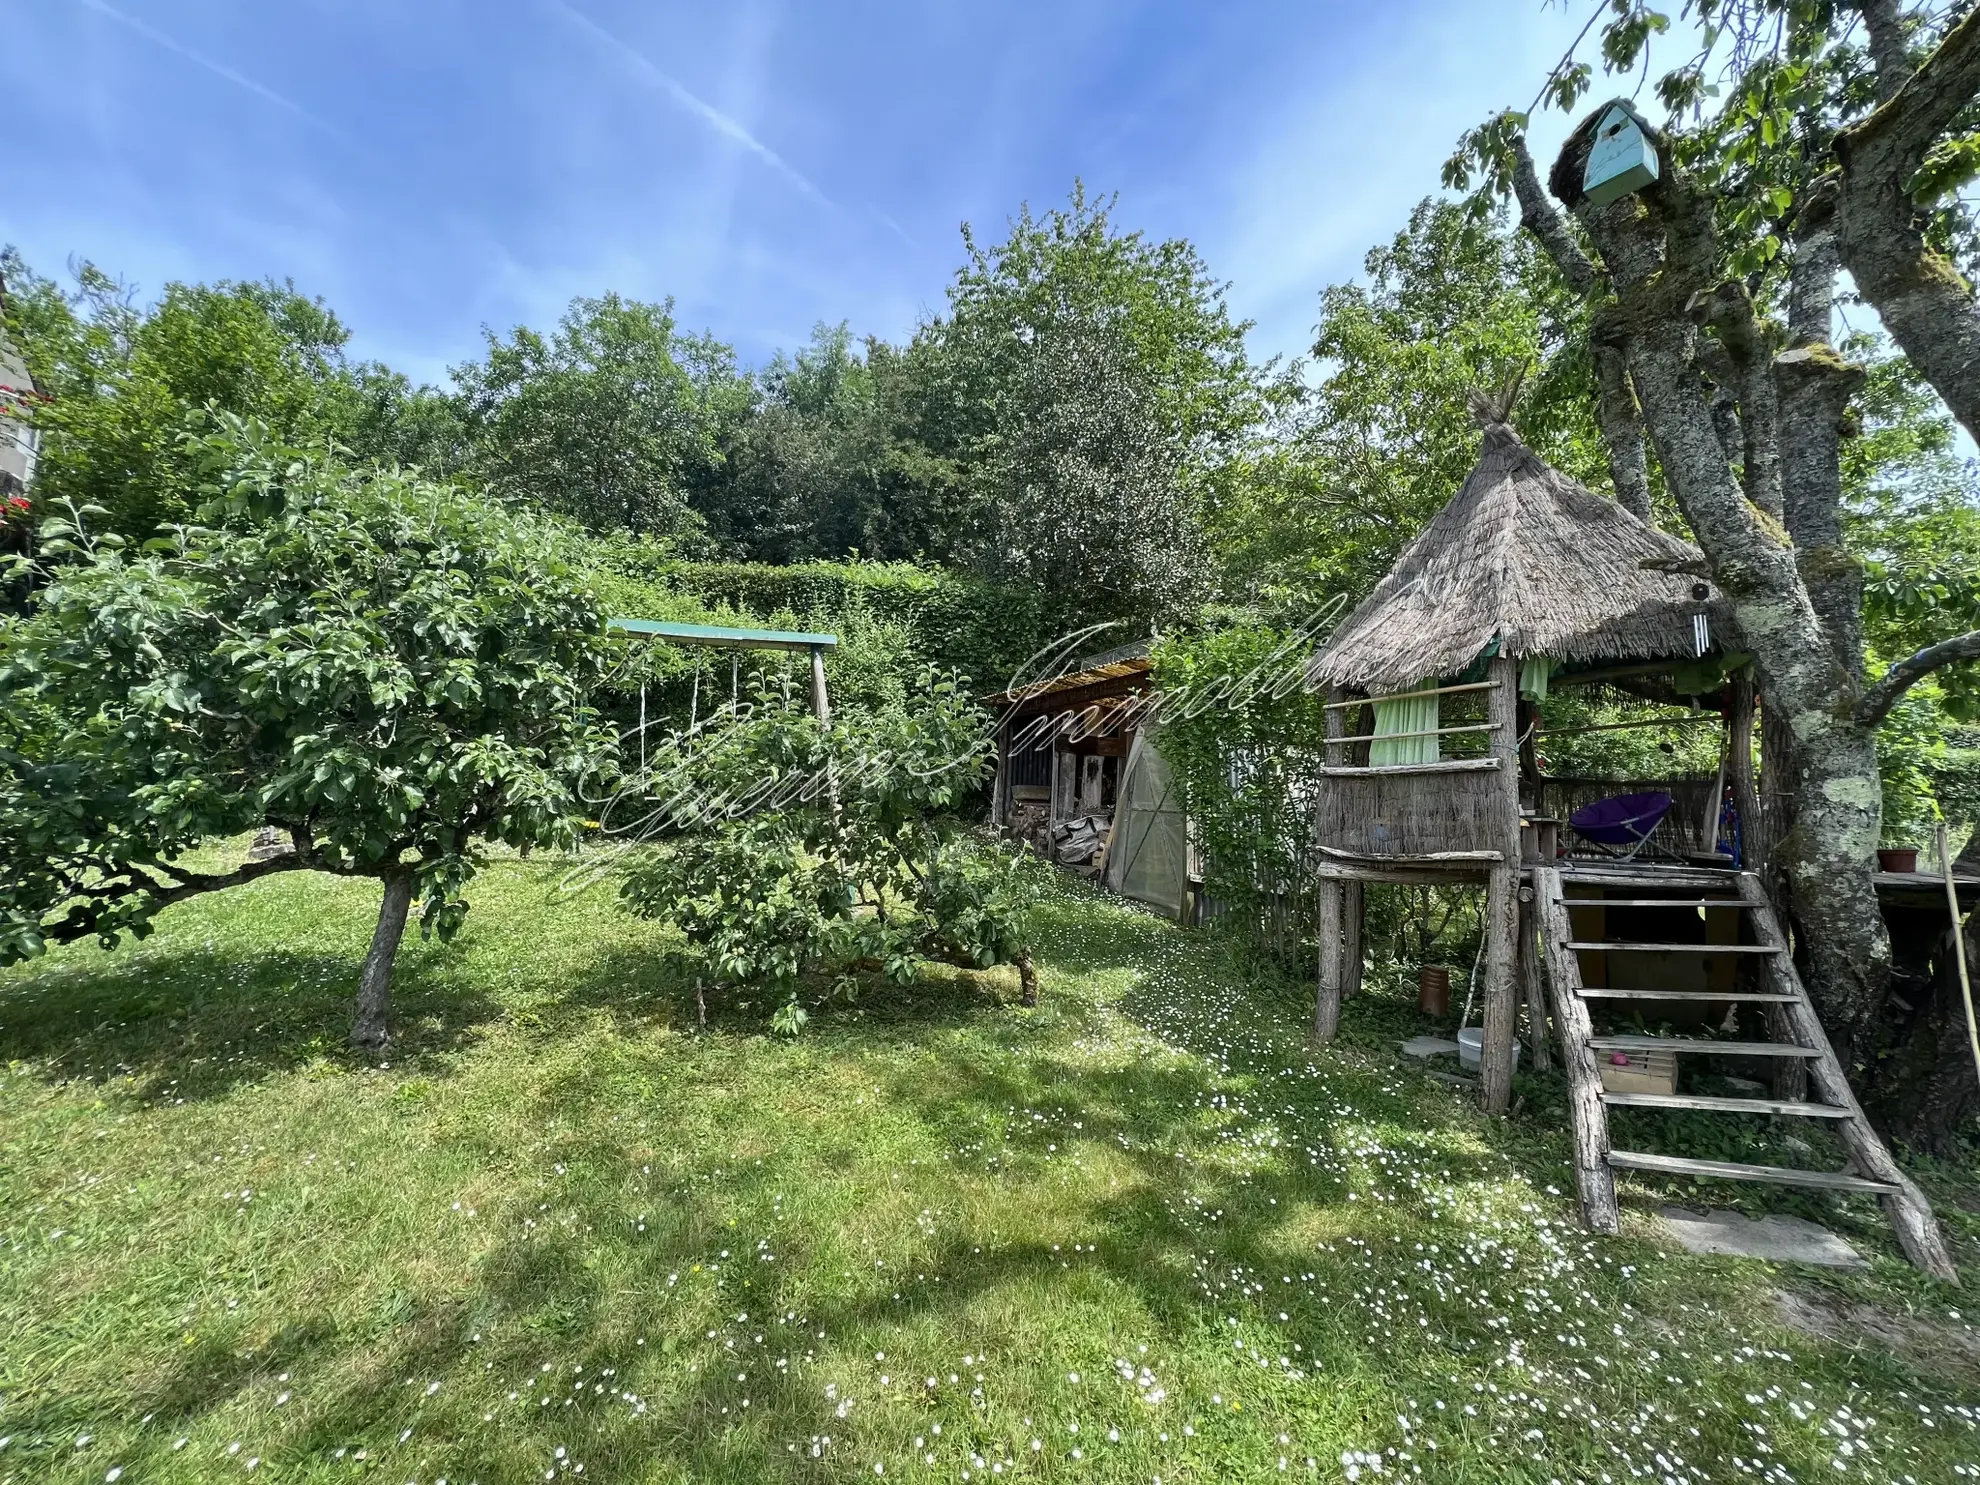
[
  {"xmin": 1313, "ymin": 860, "xmax": 1493, "ymax": 887},
  {"xmin": 1537, "ymin": 714, "xmax": 1719, "ymax": 738},
  {"xmin": 1735, "ymin": 872, "xmax": 1958, "ymax": 1281},
  {"xmin": 1343, "ymin": 721, "xmax": 1501, "ymax": 744},
  {"xmin": 1577, "ymin": 987, "xmax": 1797, "ymax": 1002},
  {"xmin": 1322, "ymin": 680, "xmax": 1499, "ymax": 709},
  {"xmin": 1601, "ymin": 1092, "xmax": 1852, "ymax": 1118},
  {"xmin": 1316, "ymin": 845, "xmax": 1503, "ymax": 862},
  {"xmin": 1534, "ymin": 866, "xmax": 1620, "ymax": 1233},
  {"xmin": 1606, "ymin": 1149, "xmax": 1899, "ymax": 1193},
  {"xmin": 1587, "ymin": 1034, "xmax": 1819, "ymax": 1058},
  {"xmin": 1318, "ymin": 758, "xmax": 1501, "ymax": 778},
  {"xmin": 1566, "ymin": 941, "xmax": 1778, "ymax": 953},
  {"xmin": 1555, "ymin": 865, "xmax": 1735, "ymax": 888},
  {"xmin": 1562, "ymin": 898, "xmax": 1753, "ymax": 908}
]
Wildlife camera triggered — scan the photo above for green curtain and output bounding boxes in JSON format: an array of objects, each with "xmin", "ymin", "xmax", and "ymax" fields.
[
  {"xmin": 1369, "ymin": 683, "xmax": 1439, "ymax": 766},
  {"xmin": 1519, "ymin": 655, "xmax": 1554, "ymax": 702}
]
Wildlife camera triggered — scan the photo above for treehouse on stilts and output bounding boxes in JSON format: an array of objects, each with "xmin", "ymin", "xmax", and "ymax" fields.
[{"xmin": 1304, "ymin": 395, "xmax": 1955, "ymax": 1279}]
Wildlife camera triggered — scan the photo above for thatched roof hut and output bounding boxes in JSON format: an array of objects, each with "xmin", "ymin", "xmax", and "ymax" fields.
[{"xmin": 1307, "ymin": 416, "xmax": 1736, "ymax": 695}]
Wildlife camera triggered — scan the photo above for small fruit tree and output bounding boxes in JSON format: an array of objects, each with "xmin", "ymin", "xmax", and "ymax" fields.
[
  {"xmin": 617, "ymin": 669, "xmax": 1037, "ymax": 1029},
  {"xmin": 0, "ymin": 415, "xmax": 618, "ymax": 1045}
]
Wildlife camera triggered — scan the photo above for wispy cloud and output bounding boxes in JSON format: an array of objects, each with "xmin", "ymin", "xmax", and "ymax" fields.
[
  {"xmin": 548, "ymin": 0, "xmax": 832, "ymax": 208},
  {"xmin": 74, "ymin": 0, "xmax": 325, "ymax": 127}
]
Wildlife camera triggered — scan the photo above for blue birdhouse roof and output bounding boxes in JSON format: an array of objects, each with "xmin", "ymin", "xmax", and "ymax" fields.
[{"xmin": 1583, "ymin": 103, "xmax": 1660, "ymax": 208}]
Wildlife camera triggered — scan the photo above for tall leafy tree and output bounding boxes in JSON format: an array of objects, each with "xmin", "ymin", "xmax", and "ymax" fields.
[
  {"xmin": 0, "ymin": 418, "xmax": 617, "ymax": 1047},
  {"xmin": 705, "ymin": 324, "xmax": 967, "ymax": 564},
  {"xmin": 2, "ymin": 254, "xmax": 359, "ymax": 536},
  {"xmin": 453, "ymin": 292, "xmax": 751, "ymax": 544},
  {"xmin": 921, "ymin": 185, "xmax": 1270, "ymax": 632}
]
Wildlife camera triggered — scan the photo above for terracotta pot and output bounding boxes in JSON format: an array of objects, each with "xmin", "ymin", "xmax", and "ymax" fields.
[
  {"xmin": 1418, "ymin": 965, "xmax": 1451, "ymax": 1017},
  {"xmin": 1877, "ymin": 847, "xmax": 1919, "ymax": 874}
]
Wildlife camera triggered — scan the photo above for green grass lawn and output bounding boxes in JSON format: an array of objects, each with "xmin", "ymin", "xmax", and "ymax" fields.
[{"xmin": 4, "ymin": 853, "xmax": 1980, "ymax": 1484}]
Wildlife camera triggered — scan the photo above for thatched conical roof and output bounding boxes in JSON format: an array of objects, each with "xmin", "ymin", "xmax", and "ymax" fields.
[{"xmin": 1306, "ymin": 419, "xmax": 1735, "ymax": 694}]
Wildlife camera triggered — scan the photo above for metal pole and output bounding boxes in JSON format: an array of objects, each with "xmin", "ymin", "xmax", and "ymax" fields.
[{"xmin": 638, "ymin": 681, "xmax": 646, "ymax": 774}]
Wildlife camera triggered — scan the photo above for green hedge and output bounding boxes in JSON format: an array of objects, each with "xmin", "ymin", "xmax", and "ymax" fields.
[{"xmin": 587, "ymin": 539, "xmax": 1053, "ymax": 693}]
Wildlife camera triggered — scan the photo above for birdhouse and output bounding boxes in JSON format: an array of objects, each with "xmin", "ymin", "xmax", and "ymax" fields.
[{"xmin": 1583, "ymin": 104, "xmax": 1659, "ymax": 207}]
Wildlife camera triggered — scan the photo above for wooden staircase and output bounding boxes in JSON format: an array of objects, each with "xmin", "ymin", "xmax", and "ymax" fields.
[{"xmin": 1531, "ymin": 864, "xmax": 1956, "ymax": 1281}]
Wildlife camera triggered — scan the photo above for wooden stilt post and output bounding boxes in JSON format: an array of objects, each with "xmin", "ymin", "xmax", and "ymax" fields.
[
  {"xmin": 1314, "ymin": 687, "xmax": 1347, "ymax": 1042},
  {"xmin": 1519, "ymin": 891, "xmax": 1551, "ymax": 1072},
  {"xmin": 1479, "ymin": 656, "xmax": 1523, "ymax": 1114},
  {"xmin": 1315, "ymin": 878, "xmax": 1343, "ymax": 1042},
  {"xmin": 1726, "ymin": 667, "xmax": 1758, "ymax": 869},
  {"xmin": 1343, "ymin": 882, "xmax": 1365, "ymax": 999}
]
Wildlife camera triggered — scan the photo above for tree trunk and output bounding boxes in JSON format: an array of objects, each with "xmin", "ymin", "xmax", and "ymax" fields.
[
  {"xmin": 352, "ymin": 869, "xmax": 415, "ymax": 1049},
  {"xmin": 1566, "ymin": 165, "xmax": 1895, "ymax": 1062},
  {"xmin": 1592, "ymin": 340, "xmax": 1653, "ymax": 521},
  {"xmin": 1776, "ymin": 345, "xmax": 1866, "ymax": 679},
  {"xmin": 1478, "ymin": 657, "xmax": 1523, "ymax": 1114}
]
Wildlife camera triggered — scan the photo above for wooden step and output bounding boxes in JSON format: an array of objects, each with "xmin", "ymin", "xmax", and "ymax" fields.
[
  {"xmin": 1568, "ymin": 941, "xmax": 1779, "ymax": 953},
  {"xmin": 1564, "ymin": 898, "xmax": 1753, "ymax": 908},
  {"xmin": 1577, "ymin": 987, "xmax": 1797, "ymax": 1002},
  {"xmin": 1602, "ymin": 1091, "xmax": 1852, "ymax": 1118},
  {"xmin": 1607, "ymin": 1148, "xmax": 1899, "ymax": 1194},
  {"xmin": 1588, "ymin": 1033, "xmax": 1818, "ymax": 1058}
]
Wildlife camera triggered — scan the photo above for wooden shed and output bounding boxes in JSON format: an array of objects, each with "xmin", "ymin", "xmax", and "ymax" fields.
[{"xmin": 986, "ymin": 641, "xmax": 1199, "ymax": 918}]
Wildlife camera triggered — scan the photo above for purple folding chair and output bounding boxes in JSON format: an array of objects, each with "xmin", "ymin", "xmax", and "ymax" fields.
[{"xmin": 1569, "ymin": 791, "xmax": 1673, "ymax": 861}]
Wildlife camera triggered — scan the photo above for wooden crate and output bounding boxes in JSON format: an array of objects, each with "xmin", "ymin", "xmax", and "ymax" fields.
[{"xmin": 1599, "ymin": 1047, "xmax": 1677, "ymax": 1096}]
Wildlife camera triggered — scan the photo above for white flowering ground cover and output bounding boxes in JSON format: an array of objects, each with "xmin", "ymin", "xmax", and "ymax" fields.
[{"xmin": 3, "ymin": 858, "xmax": 1978, "ymax": 1484}]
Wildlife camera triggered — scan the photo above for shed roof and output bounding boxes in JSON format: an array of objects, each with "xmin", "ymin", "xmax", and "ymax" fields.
[
  {"xmin": 1306, "ymin": 419, "xmax": 1736, "ymax": 694},
  {"xmin": 984, "ymin": 655, "xmax": 1152, "ymax": 710}
]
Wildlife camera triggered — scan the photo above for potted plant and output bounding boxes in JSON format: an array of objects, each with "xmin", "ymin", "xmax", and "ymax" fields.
[{"xmin": 1877, "ymin": 839, "xmax": 1920, "ymax": 874}]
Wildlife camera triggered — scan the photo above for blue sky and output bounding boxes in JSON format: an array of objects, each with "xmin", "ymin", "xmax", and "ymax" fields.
[{"xmin": 2, "ymin": 0, "xmax": 1591, "ymax": 386}]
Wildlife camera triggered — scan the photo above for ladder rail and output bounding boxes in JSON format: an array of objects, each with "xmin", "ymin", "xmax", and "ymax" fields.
[
  {"xmin": 1733, "ymin": 873, "xmax": 1957, "ymax": 1282},
  {"xmin": 1532, "ymin": 866, "xmax": 1619, "ymax": 1233}
]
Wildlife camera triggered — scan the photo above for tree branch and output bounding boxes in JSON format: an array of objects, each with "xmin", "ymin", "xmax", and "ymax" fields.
[
  {"xmin": 1854, "ymin": 0, "xmax": 1916, "ymax": 102},
  {"xmin": 1787, "ymin": 189, "xmax": 1841, "ymax": 348},
  {"xmin": 1591, "ymin": 339, "xmax": 1653, "ymax": 521},
  {"xmin": 1835, "ymin": 5, "xmax": 1980, "ymax": 440},
  {"xmin": 39, "ymin": 852, "xmax": 318, "ymax": 948},
  {"xmin": 1510, "ymin": 132, "xmax": 1596, "ymax": 295},
  {"xmin": 1510, "ymin": 129, "xmax": 1657, "ymax": 522},
  {"xmin": 1856, "ymin": 629, "xmax": 1980, "ymax": 728}
]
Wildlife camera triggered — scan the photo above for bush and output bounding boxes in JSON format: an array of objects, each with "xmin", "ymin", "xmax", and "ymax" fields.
[{"xmin": 616, "ymin": 668, "xmax": 1038, "ymax": 1027}]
